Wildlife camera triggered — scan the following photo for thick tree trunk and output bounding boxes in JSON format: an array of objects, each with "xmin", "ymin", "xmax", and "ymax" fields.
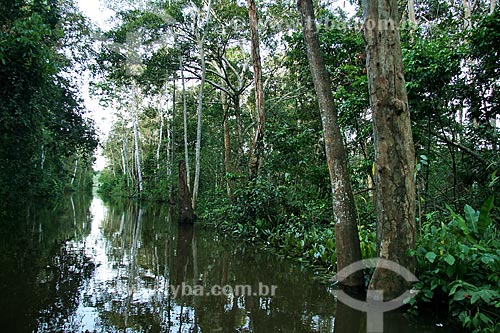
[
  {"xmin": 298, "ymin": 0, "xmax": 363, "ymax": 288},
  {"xmin": 178, "ymin": 160, "xmax": 195, "ymax": 224},
  {"xmin": 247, "ymin": 0, "xmax": 265, "ymax": 180},
  {"xmin": 362, "ymin": 0, "xmax": 417, "ymax": 299}
]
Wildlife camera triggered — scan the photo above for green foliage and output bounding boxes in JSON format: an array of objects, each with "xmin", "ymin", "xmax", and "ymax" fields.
[
  {"xmin": 411, "ymin": 198, "xmax": 500, "ymax": 332},
  {"xmin": 199, "ymin": 175, "xmax": 377, "ymax": 277},
  {"xmin": 0, "ymin": 0, "xmax": 98, "ymax": 206}
]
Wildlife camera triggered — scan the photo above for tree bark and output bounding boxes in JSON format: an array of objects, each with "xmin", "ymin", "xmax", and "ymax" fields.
[
  {"xmin": 362, "ymin": 0, "xmax": 416, "ymax": 299},
  {"xmin": 247, "ymin": 0, "xmax": 265, "ymax": 180},
  {"xmin": 178, "ymin": 160, "xmax": 195, "ymax": 224},
  {"xmin": 298, "ymin": 0, "xmax": 363, "ymax": 288}
]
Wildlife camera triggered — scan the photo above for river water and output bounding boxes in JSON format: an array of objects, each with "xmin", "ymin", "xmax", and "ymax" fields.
[{"xmin": 0, "ymin": 195, "xmax": 453, "ymax": 332}]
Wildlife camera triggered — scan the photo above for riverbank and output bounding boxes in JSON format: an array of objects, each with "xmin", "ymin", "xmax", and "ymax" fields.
[{"xmin": 198, "ymin": 192, "xmax": 500, "ymax": 333}]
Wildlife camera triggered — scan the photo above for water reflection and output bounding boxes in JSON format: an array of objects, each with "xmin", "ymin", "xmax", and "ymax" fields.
[{"xmin": 0, "ymin": 196, "xmax": 453, "ymax": 332}]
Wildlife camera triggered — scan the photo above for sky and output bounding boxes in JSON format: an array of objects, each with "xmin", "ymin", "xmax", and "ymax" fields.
[{"xmin": 77, "ymin": 0, "xmax": 114, "ymax": 170}]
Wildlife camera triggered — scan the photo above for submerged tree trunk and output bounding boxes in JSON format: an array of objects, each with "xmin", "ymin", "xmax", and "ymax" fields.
[
  {"xmin": 247, "ymin": 0, "xmax": 265, "ymax": 180},
  {"xmin": 362, "ymin": 0, "xmax": 416, "ymax": 299},
  {"xmin": 298, "ymin": 0, "xmax": 363, "ymax": 288},
  {"xmin": 178, "ymin": 160, "xmax": 195, "ymax": 224}
]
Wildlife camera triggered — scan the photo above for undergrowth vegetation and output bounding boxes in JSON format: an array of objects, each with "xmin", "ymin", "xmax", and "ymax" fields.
[{"xmin": 200, "ymin": 186, "xmax": 499, "ymax": 332}]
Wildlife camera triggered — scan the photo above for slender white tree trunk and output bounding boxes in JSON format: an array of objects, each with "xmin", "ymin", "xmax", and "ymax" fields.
[
  {"xmin": 156, "ymin": 95, "xmax": 164, "ymax": 182},
  {"xmin": 132, "ymin": 86, "xmax": 143, "ymax": 194},
  {"xmin": 181, "ymin": 56, "xmax": 191, "ymax": 192},
  {"xmin": 169, "ymin": 77, "xmax": 176, "ymax": 202},
  {"xmin": 192, "ymin": 0, "xmax": 212, "ymax": 210},
  {"xmin": 71, "ymin": 158, "xmax": 79, "ymax": 185}
]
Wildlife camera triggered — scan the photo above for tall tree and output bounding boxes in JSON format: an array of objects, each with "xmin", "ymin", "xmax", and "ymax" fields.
[
  {"xmin": 297, "ymin": 0, "xmax": 363, "ymax": 288},
  {"xmin": 247, "ymin": 0, "xmax": 265, "ymax": 180},
  {"xmin": 192, "ymin": 0, "xmax": 213, "ymax": 210},
  {"xmin": 362, "ymin": 0, "xmax": 417, "ymax": 299},
  {"xmin": 132, "ymin": 85, "xmax": 144, "ymax": 194}
]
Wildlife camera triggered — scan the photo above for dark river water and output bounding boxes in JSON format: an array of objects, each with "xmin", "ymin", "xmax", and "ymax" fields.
[{"xmin": 0, "ymin": 195, "xmax": 454, "ymax": 332}]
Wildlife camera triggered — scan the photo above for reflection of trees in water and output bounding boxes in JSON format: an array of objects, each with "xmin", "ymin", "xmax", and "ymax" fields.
[
  {"xmin": 1, "ymin": 196, "xmax": 341, "ymax": 332},
  {"xmin": 0, "ymin": 197, "xmax": 449, "ymax": 332},
  {"xmin": 85, "ymin": 202, "xmax": 339, "ymax": 332},
  {"xmin": 0, "ymin": 194, "xmax": 93, "ymax": 332}
]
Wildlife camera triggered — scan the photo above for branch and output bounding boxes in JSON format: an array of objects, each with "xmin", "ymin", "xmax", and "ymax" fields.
[{"xmin": 433, "ymin": 132, "xmax": 489, "ymax": 165}]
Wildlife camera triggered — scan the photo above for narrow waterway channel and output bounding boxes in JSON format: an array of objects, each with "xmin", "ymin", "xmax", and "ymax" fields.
[{"xmin": 0, "ymin": 195, "xmax": 453, "ymax": 332}]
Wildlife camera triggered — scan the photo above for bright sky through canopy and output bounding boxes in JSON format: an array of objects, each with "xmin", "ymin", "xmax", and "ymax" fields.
[{"xmin": 78, "ymin": 0, "xmax": 113, "ymax": 170}]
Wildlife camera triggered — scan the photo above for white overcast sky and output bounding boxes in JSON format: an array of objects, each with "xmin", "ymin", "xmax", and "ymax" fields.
[{"xmin": 78, "ymin": 0, "xmax": 114, "ymax": 170}]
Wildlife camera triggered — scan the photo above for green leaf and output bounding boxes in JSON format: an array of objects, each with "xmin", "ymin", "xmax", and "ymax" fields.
[
  {"xmin": 478, "ymin": 313, "xmax": 492, "ymax": 324},
  {"xmin": 477, "ymin": 196, "xmax": 494, "ymax": 236},
  {"xmin": 478, "ymin": 290, "xmax": 494, "ymax": 303},
  {"xmin": 471, "ymin": 292, "xmax": 481, "ymax": 304},
  {"xmin": 453, "ymin": 290, "xmax": 468, "ymax": 301},
  {"xmin": 464, "ymin": 204, "xmax": 479, "ymax": 233},
  {"xmin": 444, "ymin": 254, "xmax": 456, "ymax": 266},
  {"xmin": 425, "ymin": 251, "xmax": 437, "ymax": 263}
]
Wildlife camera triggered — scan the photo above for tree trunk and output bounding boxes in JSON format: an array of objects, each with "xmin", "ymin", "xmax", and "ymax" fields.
[
  {"xmin": 170, "ymin": 77, "xmax": 176, "ymax": 204},
  {"xmin": 156, "ymin": 94, "xmax": 164, "ymax": 184},
  {"xmin": 222, "ymin": 92, "xmax": 233, "ymax": 202},
  {"xmin": 192, "ymin": 0, "xmax": 212, "ymax": 210},
  {"xmin": 178, "ymin": 160, "xmax": 195, "ymax": 224},
  {"xmin": 233, "ymin": 95, "xmax": 243, "ymax": 172},
  {"xmin": 461, "ymin": 0, "xmax": 472, "ymax": 28},
  {"xmin": 408, "ymin": 0, "xmax": 416, "ymax": 42},
  {"xmin": 132, "ymin": 90, "xmax": 143, "ymax": 194},
  {"xmin": 71, "ymin": 157, "xmax": 78, "ymax": 186},
  {"xmin": 298, "ymin": 0, "xmax": 363, "ymax": 288},
  {"xmin": 362, "ymin": 0, "xmax": 416, "ymax": 299},
  {"xmin": 181, "ymin": 55, "xmax": 191, "ymax": 193},
  {"xmin": 247, "ymin": 0, "xmax": 265, "ymax": 180}
]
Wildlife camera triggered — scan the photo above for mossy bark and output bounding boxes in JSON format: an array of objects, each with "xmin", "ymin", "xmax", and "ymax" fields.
[
  {"xmin": 298, "ymin": 0, "xmax": 364, "ymax": 288},
  {"xmin": 362, "ymin": 0, "xmax": 417, "ymax": 299}
]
